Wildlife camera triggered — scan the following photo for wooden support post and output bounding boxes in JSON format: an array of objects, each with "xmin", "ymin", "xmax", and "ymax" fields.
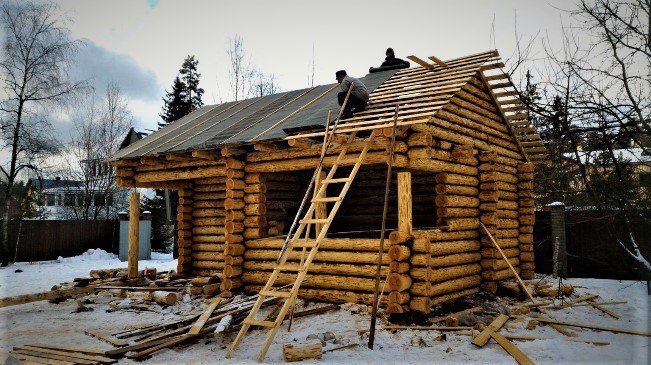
[
  {"xmin": 398, "ymin": 172, "xmax": 412, "ymax": 234},
  {"xmin": 128, "ymin": 191, "xmax": 141, "ymax": 279}
]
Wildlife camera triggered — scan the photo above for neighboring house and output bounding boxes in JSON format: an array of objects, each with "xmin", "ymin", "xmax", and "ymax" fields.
[
  {"xmin": 28, "ymin": 128, "xmax": 148, "ymax": 219},
  {"xmin": 562, "ymin": 146, "xmax": 651, "ymax": 203}
]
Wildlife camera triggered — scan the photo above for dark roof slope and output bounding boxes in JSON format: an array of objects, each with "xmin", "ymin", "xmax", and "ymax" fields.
[{"xmin": 111, "ymin": 70, "xmax": 398, "ymax": 160}]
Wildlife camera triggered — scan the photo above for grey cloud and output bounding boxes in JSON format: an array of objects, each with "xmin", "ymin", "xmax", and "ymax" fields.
[{"xmin": 72, "ymin": 40, "xmax": 162, "ymax": 102}]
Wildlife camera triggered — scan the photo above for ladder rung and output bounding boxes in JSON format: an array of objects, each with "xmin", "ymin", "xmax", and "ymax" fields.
[
  {"xmin": 243, "ymin": 319, "xmax": 276, "ymax": 328},
  {"xmin": 290, "ymin": 241, "xmax": 318, "ymax": 249},
  {"xmin": 312, "ymin": 197, "xmax": 341, "ymax": 203},
  {"xmin": 277, "ymin": 264, "xmax": 302, "ymax": 272},
  {"xmin": 321, "ymin": 177, "xmax": 351, "ymax": 184},
  {"xmin": 259, "ymin": 290, "xmax": 292, "ymax": 298},
  {"xmin": 300, "ymin": 218, "xmax": 329, "ymax": 224}
]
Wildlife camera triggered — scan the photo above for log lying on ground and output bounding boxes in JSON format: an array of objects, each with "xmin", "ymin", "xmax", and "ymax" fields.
[{"xmin": 0, "ymin": 286, "xmax": 96, "ymax": 308}]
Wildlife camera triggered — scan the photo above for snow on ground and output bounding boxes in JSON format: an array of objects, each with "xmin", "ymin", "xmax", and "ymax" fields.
[
  {"xmin": 0, "ymin": 249, "xmax": 176, "ymax": 297},
  {"xmin": 0, "ymin": 252, "xmax": 650, "ymax": 364}
]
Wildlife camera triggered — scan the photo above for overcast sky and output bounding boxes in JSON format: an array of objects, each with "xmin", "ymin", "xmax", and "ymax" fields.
[{"xmin": 51, "ymin": 0, "xmax": 571, "ymax": 136}]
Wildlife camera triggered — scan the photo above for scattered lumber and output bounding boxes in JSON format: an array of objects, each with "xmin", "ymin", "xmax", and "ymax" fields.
[
  {"xmin": 84, "ymin": 330, "xmax": 128, "ymax": 347},
  {"xmin": 488, "ymin": 330, "xmax": 535, "ymax": 365},
  {"xmin": 188, "ymin": 296, "xmax": 224, "ymax": 335},
  {"xmin": 554, "ymin": 294, "xmax": 598, "ymax": 309},
  {"xmin": 587, "ymin": 300, "xmax": 620, "ymax": 319},
  {"xmin": 12, "ymin": 345, "xmax": 116, "ymax": 364},
  {"xmin": 283, "ymin": 341, "xmax": 323, "ymax": 362},
  {"xmin": 471, "ymin": 314, "xmax": 509, "ymax": 347},
  {"xmin": 534, "ymin": 317, "xmax": 651, "ymax": 337}
]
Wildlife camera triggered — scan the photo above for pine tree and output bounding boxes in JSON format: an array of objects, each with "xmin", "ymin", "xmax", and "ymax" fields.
[
  {"xmin": 179, "ymin": 55, "xmax": 204, "ymax": 111},
  {"xmin": 158, "ymin": 55, "xmax": 204, "ymax": 129},
  {"xmin": 158, "ymin": 76, "xmax": 190, "ymax": 128}
]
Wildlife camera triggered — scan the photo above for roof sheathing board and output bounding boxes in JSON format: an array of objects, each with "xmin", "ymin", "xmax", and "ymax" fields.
[
  {"xmin": 111, "ymin": 103, "xmax": 230, "ymax": 160},
  {"xmin": 203, "ymin": 88, "xmax": 312, "ymax": 146},
  {"xmin": 147, "ymin": 97, "xmax": 265, "ymax": 154},
  {"xmin": 250, "ymin": 69, "xmax": 398, "ymax": 142}
]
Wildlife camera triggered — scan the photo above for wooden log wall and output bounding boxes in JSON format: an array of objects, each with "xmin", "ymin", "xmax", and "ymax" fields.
[
  {"xmin": 262, "ymin": 171, "xmax": 312, "ymax": 239},
  {"xmin": 478, "ymin": 151, "xmax": 500, "ymax": 292},
  {"xmin": 177, "ymin": 186, "xmax": 194, "ymax": 274},
  {"xmin": 517, "ymin": 162, "xmax": 535, "ymax": 279},
  {"xmin": 241, "ymin": 237, "xmax": 391, "ymax": 305},
  {"xmin": 221, "ymin": 158, "xmax": 246, "ymax": 294},
  {"xmin": 386, "ymin": 231, "xmax": 412, "ymax": 314},
  {"xmin": 190, "ymin": 177, "xmax": 227, "ymax": 277}
]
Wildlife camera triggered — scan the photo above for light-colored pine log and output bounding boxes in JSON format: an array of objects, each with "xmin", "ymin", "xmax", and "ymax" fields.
[
  {"xmin": 410, "ymin": 263, "xmax": 482, "ymax": 282},
  {"xmin": 410, "ymin": 275, "xmax": 481, "ymax": 297},
  {"xmin": 128, "ymin": 192, "xmax": 140, "ymax": 278}
]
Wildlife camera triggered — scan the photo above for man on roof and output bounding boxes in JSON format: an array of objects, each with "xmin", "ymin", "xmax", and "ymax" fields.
[
  {"xmin": 335, "ymin": 70, "xmax": 369, "ymax": 120},
  {"xmin": 381, "ymin": 48, "xmax": 410, "ymax": 68}
]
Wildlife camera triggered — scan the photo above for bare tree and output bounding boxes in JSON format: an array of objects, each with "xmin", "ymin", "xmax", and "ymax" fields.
[
  {"xmin": 0, "ymin": 1, "xmax": 84, "ymax": 265},
  {"xmin": 226, "ymin": 35, "xmax": 254, "ymax": 101},
  {"xmin": 63, "ymin": 83, "xmax": 132, "ymax": 220},
  {"xmin": 251, "ymin": 70, "xmax": 279, "ymax": 97}
]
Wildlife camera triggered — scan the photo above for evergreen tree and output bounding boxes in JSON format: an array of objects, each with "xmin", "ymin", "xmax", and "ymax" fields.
[
  {"xmin": 179, "ymin": 55, "xmax": 204, "ymax": 111},
  {"xmin": 158, "ymin": 55, "xmax": 204, "ymax": 129},
  {"xmin": 158, "ymin": 76, "xmax": 190, "ymax": 128}
]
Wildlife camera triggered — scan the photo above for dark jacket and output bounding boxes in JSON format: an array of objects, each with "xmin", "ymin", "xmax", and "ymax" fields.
[{"xmin": 381, "ymin": 56, "xmax": 410, "ymax": 68}]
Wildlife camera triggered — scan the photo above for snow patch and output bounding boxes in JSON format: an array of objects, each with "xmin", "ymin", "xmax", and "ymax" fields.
[{"xmin": 56, "ymin": 249, "xmax": 117, "ymax": 263}]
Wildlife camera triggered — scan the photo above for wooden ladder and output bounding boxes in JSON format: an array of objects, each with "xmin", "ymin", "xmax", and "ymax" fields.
[{"xmin": 226, "ymin": 129, "xmax": 373, "ymax": 362}]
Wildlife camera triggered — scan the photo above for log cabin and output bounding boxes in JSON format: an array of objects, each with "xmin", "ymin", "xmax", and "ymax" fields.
[{"xmin": 110, "ymin": 50, "xmax": 546, "ymax": 314}]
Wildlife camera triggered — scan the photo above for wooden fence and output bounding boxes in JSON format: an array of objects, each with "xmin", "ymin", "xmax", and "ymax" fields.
[
  {"xmin": 534, "ymin": 210, "xmax": 651, "ymax": 280},
  {"xmin": 5, "ymin": 220, "xmax": 119, "ymax": 262}
]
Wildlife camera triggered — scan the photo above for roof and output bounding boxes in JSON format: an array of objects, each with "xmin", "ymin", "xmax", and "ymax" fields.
[
  {"xmin": 112, "ymin": 50, "xmax": 546, "ymax": 162},
  {"xmin": 119, "ymin": 128, "xmax": 147, "ymax": 150}
]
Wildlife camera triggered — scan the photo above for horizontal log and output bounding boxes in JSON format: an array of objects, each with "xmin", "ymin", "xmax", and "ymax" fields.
[
  {"xmin": 245, "ymin": 237, "xmax": 389, "ymax": 252},
  {"xmin": 194, "ymin": 177, "xmax": 227, "ymax": 185},
  {"xmin": 480, "ymin": 247, "xmax": 520, "ymax": 259},
  {"xmin": 193, "ymin": 235, "xmax": 226, "ymax": 243},
  {"xmin": 192, "ymin": 243, "xmax": 226, "ymax": 252},
  {"xmin": 412, "ymin": 239, "xmax": 481, "ymax": 255},
  {"xmin": 193, "ymin": 192, "xmax": 227, "ymax": 201},
  {"xmin": 481, "ymin": 256, "xmax": 519, "ymax": 270},
  {"xmin": 434, "ymin": 173, "xmax": 479, "ymax": 186},
  {"xmin": 387, "ymin": 273, "xmax": 412, "ymax": 292},
  {"xmin": 192, "ymin": 260, "xmax": 226, "ymax": 269},
  {"xmin": 409, "ymin": 296, "xmax": 432, "ymax": 313},
  {"xmin": 245, "ymin": 152, "xmax": 408, "ymax": 173},
  {"xmin": 411, "ymin": 252, "xmax": 481, "ymax": 268},
  {"xmin": 440, "ymin": 217, "xmax": 480, "ymax": 231},
  {"xmin": 435, "ymin": 195, "xmax": 479, "ymax": 208},
  {"xmin": 135, "ymin": 165, "xmax": 226, "ymax": 183},
  {"xmin": 435, "ymin": 184, "xmax": 479, "ymax": 196},
  {"xmin": 193, "ymin": 209, "xmax": 225, "ymax": 218},
  {"xmin": 408, "ymin": 157, "xmax": 478, "ymax": 176},
  {"xmin": 192, "ymin": 217, "xmax": 225, "ymax": 226},
  {"xmin": 430, "ymin": 287, "xmax": 480, "ymax": 305},
  {"xmin": 410, "ymin": 275, "xmax": 481, "ymax": 296},
  {"xmin": 388, "ymin": 231, "xmax": 413, "ymax": 245},
  {"xmin": 244, "ymin": 286, "xmax": 388, "ymax": 306},
  {"xmin": 244, "ymin": 249, "xmax": 388, "ymax": 264},
  {"xmin": 242, "ymin": 261, "xmax": 389, "ymax": 278},
  {"xmin": 192, "ymin": 226, "xmax": 225, "ymax": 235},
  {"xmin": 223, "ymin": 265, "xmax": 243, "ymax": 277},
  {"xmin": 482, "ymin": 267, "xmax": 520, "ymax": 281},
  {"xmin": 389, "ymin": 245, "xmax": 410, "ymax": 261},
  {"xmin": 193, "ymin": 200, "xmax": 225, "ymax": 209},
  {"xmin": 247, "ymin": 138, "xmax": 406, "ymax": 162},
  {"xmin": 243, "ymin": 271, "xmax": 378, "ymax": 292},
  {"xmin": 388, "ymin": 291, "xmax": 411, "ymax": 305},
  {"xmin": 191, "ymin": 251, "xmax": 225, "ymax": 261},
  {"xmin": 410, "ymin": 263, "xmax": 482, "ymax": 283},
  {"xmin": 412, "ymin": 229, "xmax": 479, "ymax": 242},
  {"xmin": 225, "ymin": 243, "xmax": 246, "ymax": 256}
]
